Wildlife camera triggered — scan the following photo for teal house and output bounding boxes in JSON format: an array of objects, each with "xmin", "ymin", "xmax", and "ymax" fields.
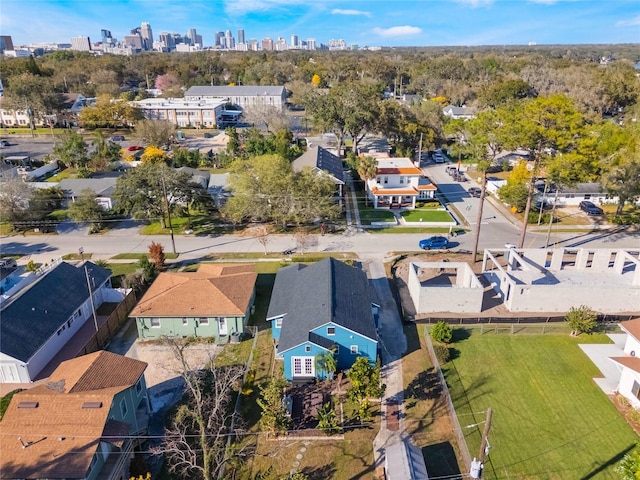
[
  {"xmin": 267, "ymin": 258, "xmax": 379, "ymax": 381},
  {"xmin": 0, "ymin": 351, "xmax": 149, "ymax": 480},
  {"xmin": 131, "ymin": 264, "xmax": 257, "ymax": 342}
]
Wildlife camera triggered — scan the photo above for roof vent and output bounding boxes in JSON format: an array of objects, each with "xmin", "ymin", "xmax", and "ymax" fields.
[
  {"xmin": 18, "ymin": 401, "xmax": 38, "ymax": 409},
  {"xmin": 82, "ymin": 401, "xmax": 103, "ymax": 409}
]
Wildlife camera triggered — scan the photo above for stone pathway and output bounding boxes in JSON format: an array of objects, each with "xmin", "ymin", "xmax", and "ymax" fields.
[{"xmin": 290, "ymin": 442, "xmax": 310, "ymax": 475}]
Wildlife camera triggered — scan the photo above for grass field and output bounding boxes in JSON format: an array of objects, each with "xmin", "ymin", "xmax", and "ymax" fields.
[
  {"xmin": 444, "ymin": 332, "xmax": 637, "ymax": 479},
  {"xmin": 401, "ymin": 208, "xmax": 455, "ymax": 223}
]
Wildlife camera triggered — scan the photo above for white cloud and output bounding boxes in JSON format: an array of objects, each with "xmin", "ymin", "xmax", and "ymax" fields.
[
  {"xmin": 224, "ymin": 0, "xmax": 303, "ymax": 15},
  {"xmin": 372, "ymin": 25, "xmax": 422, "ymax": 38},
  {"xmin": 331, "ymin": 9, "xmax": 371, "ymax": 17},
  {"xmin": 528, "ymin": 0, "xmax": 558, "ymax": 4},
  {"xmin": 454, "ymin": 0, "xmax": 494, "ymax": 7},
  {"xmin": 616, "ymin": 15, "xmax": 640, "ymax": 26}
]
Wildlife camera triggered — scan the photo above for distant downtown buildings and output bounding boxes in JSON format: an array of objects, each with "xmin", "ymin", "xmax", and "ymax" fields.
[{"xmin": 1, "ymin": 21, "xmax": 377, "ymax": 57}]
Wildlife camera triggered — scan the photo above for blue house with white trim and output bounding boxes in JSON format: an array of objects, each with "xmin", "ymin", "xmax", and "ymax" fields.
[{"xmin": 267, "ymin": 258, "xmax": 378, "ymax": 381}]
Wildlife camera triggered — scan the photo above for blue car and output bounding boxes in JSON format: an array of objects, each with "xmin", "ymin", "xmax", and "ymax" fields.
[{"xmin": 419, "ymin": 236, "xmax": 449, "ymax": 250}]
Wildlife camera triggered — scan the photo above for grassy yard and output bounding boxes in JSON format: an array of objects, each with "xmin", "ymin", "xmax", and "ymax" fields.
[
  {"xmin": 110, "ymin": 253, "xmax": 179, "ymax": 260},
  {"xmin": 400, "ymin": 209, "xmax": 455, "ymax": 223},
  {"xmin": 139, "ymin": 215, "xmax": 239, "ymax": 236},
  {"xmin": 443, "ymin": 331, "xmax": 637, "ymax": 479}
]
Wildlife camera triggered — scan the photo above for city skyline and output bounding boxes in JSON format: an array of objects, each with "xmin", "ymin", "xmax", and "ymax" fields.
[{"xmin": 1, "ymin": 0, "xmax": 639, "ymax": 48}]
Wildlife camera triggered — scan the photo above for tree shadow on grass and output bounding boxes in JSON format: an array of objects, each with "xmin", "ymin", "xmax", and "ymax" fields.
[
  {"xmin": 300, "ymin": 463, "xmax": 337, "ymax": 480},
  {"xmin": 403, "ymin": 322, "xmax": 421, "ymax": 356},
  {"xmin": 451, "ymin": 327, "xmax": 471, "ymax": 343}
]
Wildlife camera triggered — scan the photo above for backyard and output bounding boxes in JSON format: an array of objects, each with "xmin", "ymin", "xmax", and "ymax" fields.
[{"xmin": 442, "ymin": 330, "xmax": 638, "ymax": 479}]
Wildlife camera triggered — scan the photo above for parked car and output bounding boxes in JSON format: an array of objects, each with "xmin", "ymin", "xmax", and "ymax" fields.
[
  {"xmin": 434, "ymin": 154, "xmax": 446, "ymax": 164},
  {"xmin": 126, "ymin": 145, "xmax": 144, "ymax": 151},
  {"xmin": 109, "ymin": 135, "xmax": 125, "ymax": 142},
  {"xmin": 419, "ymin": 236, "xmax": 449, "ymax": 250},
  {"xmin": 468, "ymin": 187, "xmax": 483, "ymax": 198},
  {"xmin": 453, "ymin": 173, "xmax": 467, "ymax": 182},
  {"xmin": 0, "ymin": 258, "xmax": 17, "ymax": 270},
  {"xmin": 445, "ymin": 166, "xmax": 458, "ymax": 175},
  {"xmin": 579, "ymin": 200, "xmax": 604, "ymax": 215},
  {"xmin": 0, "ymin": 140, "xmax": 10, "ymax": 147}
]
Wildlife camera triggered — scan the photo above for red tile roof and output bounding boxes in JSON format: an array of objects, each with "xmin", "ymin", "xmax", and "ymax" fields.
[
  {"xmin": 610, "ymin": 356, "xmax": 640, "ymax": 374},
  {"xmin": 620, "ymin": 318, "xmax": 640, "ymax": 342}
]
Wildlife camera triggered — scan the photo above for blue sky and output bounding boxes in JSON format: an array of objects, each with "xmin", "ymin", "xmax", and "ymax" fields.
[{"xmin": 1, "ymin": 0, "xmax": 639, "ymax": 47}]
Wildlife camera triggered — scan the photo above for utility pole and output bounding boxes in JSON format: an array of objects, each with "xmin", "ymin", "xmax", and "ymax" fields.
[
  {"xmin": 160, "ymin": 172, "xmax": 177, "ymax": 254},
  {"xmin": 417, "ymin": 132, "xmax": 423, "ymax": 166},
  {"xmin": 469, "ymin": 407, "xmax": 492, "ymax": 479}
]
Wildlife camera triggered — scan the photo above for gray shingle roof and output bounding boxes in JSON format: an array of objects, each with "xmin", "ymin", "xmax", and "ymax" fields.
[
  {"xmin": 58, "ymin": 178, "xmax": 118, "ymax": 197},
  {"xmin": 267, "ymin": 258, "xmax": 376, "ymax": 353},
  {"xmin": 292, "ymin": 146, "xmax": 344, "ymax": 184},
  {"xmin": 0, "ymin": 262, "xmax": 111, "ymax": 362},
  {"xmin": 185, "ymin": 85, "xmax": 286, "ymax": 98}
]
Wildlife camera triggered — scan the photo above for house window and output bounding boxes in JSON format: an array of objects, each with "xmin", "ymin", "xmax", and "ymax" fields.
[
  {"xmin": 275, "ymin": 317, "xmax": 283, "ymax": 328},
  {"xmin": 120, "ymin": 398, "xmax": 127, "ymax": 417},
  {"xmin": 182, "ymin": 318, "xmax": 188, "ymax": 325},
  {"xmin": 327, "ymin": 326, "xmax": 336, "ymax": 336},
  {"xmin": 305, "ymin": 345, "xmax": 311, "ymax": 352},
  {"xmin": 633, "ymin": 381, "xmax": 640, "ymax": 400},
  {"xmin": 350, "ymin": 345, "xmax": 359, "ymax": 354},
  {"xmin": 150, "ymin": 318, "xmax": 160, "ymax": 328},
  {"xmin": 135, "ymin": 379, "xmax": 143, "ymax": 394},
  {"xmin": 384, "ymin": 176, "xmax": 388, "ymax": 184},
  {"xmin": 399, "ymin": 177, "xmax": 404, "ymax": 184},
  {"xmin": 376, "ymin": 177, "xmax": 381, "ymax": 183},
  {"xmin": 200, "ymin": 317, "xmax": 209, "ymax": 326}
]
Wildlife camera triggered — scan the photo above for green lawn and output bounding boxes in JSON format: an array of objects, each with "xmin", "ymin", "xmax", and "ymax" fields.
[
  {"xmin": 401, "ymin": 208, "xmax": 455, "ymax": 223},
  {"xmin": 110, "ymin": 253, "xmax": 179, "ymax": 260},
  {"xmin": 444, "ymin": 332, "xmax": 637, "ymax": 479},
  {"xmin": 356, "ymin": 198, "xmax": 396, "ymax": 224}
]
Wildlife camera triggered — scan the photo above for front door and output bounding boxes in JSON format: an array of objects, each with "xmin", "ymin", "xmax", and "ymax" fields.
[
  {"xmin": 292, "ymin": 356, "xmax": 315, "ymax": 377},
  {"xmin": 1, "ymin": 364, "xmax": 19, "ymax": 383},
  {"xmin": 218, "ymin": 317, "xmax": 228, "ymax": 335}
]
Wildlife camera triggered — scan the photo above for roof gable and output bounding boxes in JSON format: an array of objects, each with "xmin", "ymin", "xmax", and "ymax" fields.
[
  {"xmin": 620, "ymin": 318, "xmax": 640, "ymax": 342},
  {"xmin": 292, "ymin": 146, "xmax": 344, "ymax": 184},
  {"xmin": 268, "ymin": 258, "xmax": 376, "ymax": 352},
  {"xmin": 0, "ymin": 262, "xmax": 111, "ymax": 362}
]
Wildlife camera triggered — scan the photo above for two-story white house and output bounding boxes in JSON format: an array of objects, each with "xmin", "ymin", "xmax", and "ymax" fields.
[
  {"xmin": 365, "ymin": 154, "xmax": 437, "ymax": 209},
  {"xmin": 611, "ymin": 319, "xmax": 640, "ymax": 408}
]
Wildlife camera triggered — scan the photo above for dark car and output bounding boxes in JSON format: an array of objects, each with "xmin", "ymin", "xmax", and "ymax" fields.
[
  {"xmin": 579, "ymin": 200, "xmax": 604, "ymax": 216},
  {"xmin": 468, "ymin": 187, "xmax": 482, "ymax": 198},
  {"xmin": 0, "ymin": 140, "xmax": 10, "ymax": 147},
  {"xmin": 109, "ymin": 135, "xmax": 125, "ymax": 142},
  {"xmin": 419, "ymin": 236, "xmax": 449, "ymax": 250}
]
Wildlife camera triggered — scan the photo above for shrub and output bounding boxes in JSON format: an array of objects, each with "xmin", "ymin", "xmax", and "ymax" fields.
[
  {"xmin": 25, "ymin": 260, "xmax": 38, "ymax": 272},
  {"xmin": 565, "ymin": 305, "xmax": 597, "ymax": 335},
  {"xmin": 431, "ymin": 321, "xmax": 453, "ymax": 344},
  {"xmin": 433, "ymin": 344, "xmax": 451, "ymax": 364},
  {"xmin": 317, "ymin": 402, "xmax": 340, "ymax": 435}
]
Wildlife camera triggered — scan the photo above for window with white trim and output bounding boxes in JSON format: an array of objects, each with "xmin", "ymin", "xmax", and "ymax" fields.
[
  {"xmin": 305, "ymin": 345, "xmax": 311, "ymax": 352},
  {"xmin": 350, "ymin": 345, "xmax": 359, "ymax": 354},
  {"xmin": 327, "ymin": 326, "xmax": 336, "ymax": 336},
  {"xmin": 150, "ymin": 318, "xmax": 160, "ymax": 328},
  {"xmin": 275, "ymin": 317, "xmax": 283, "ymax": 328},
  {"xmin": 292, "ymin": 357, "xmax": 315, "ymax": 377},
  {"xmin": 182, "ymin": 317, "xmax": 188, "ymax": 325},
  {"xmin": 200, "ymin": 317, "xmax": 209, "ymax": 325}
]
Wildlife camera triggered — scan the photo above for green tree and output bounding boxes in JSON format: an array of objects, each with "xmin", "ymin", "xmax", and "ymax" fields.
[
  {"xmin": 67, "ymin": 189, "xmax": 106, "ymax": 233},
  {"xmin": 615, "ymin": 446, "xmax": 640, "ymax": 480},
  {"xmin": 498, "ymin": 161, "xmax": 532, "ymax": 212},
  {"xmin": 226, "ymin": 127, "xmax": 241, "ymax": 156},
  {"xmin": 78, "ymin": 94, "xmax": 143, "ymax": 129},
  {"xmin": 478, "ymin": 79, "xmax": 534, "ymax": 108},
  {"xmin": 346, "ymin": 357, "xmax": 386, "ymax": 421},
  {"xmin": 53, "ymin": 131, "xmax": 90, "ymax": 171},
  {"xmin": 565, "ymin": 305, "xmax": 598, "ymax": 336},
  {"xmin": 356, "ymin": 155, "xmax": 378, "ymax": 205},
  {"xmin": 112, "ymin": 163, "xmax": 198, "ymax": 228},
  {"xmin": 431, "ymin": 321, "xmax": 453, "ymax": 344},
  {"xmin": 90, "ymin": 131, "xmax": 121, "ymax": 171},
  {"xmin": 0, "ymin": 178, "xmax": 34, "ymax": 230},
  {"xmin": 2, "ymin": 73, "xmax": 65, "ymax": 127},
  {"xmin": 137, "ymin": 256, "xmax": 156, "ymax": 284},
  {"xmin": 316, "ymin": 402, "xmax": 340, "ymax": 435},
  {"xmin": 315, "ymin": 350, "xmax": 337, "ymax": 380},
  {"xmin": 257, "ymin": 375, "xmax": 291, "ymax": 435}
]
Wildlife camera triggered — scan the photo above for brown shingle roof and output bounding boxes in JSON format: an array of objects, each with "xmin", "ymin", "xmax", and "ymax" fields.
[
  {"xmin": 0, "ymin": 352, "xmax": 147, "ymax": 479},
  {"xmin": 620, "ymin": 318, "xmax": 640, "ymax": 342},
  {"xmin": 610, "ymin": 356, "xmax": 640, "ymax": 374},
  {"xmin": 130, "ymin": 263, "xmax": 257, "ymax": 318}
]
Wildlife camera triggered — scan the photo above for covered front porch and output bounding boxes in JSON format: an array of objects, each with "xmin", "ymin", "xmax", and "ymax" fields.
[{"xmin": 372, "ymin": 191, "xmax": 418, "ymax": 210}]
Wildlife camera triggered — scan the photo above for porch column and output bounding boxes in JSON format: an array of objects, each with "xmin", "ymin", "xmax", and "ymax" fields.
[{"xmin": 411, "ymin": 196, "xmax": 416, "ymax": 208}]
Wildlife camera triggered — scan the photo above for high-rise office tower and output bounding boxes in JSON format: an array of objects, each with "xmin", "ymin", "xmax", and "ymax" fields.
[
  {"xmin": 0, "ymin": 36, "xmax": 14, "ymax": 53},
  {"xmin": 290, "ymin": 34, "xmax": 298, "ymax": 48},
  {"xmin": 159, "ymin": 32, "xmax": 175, "ymax": 50},
  {"xmin": 215, "ymin": 31, "xmax": 224, "ymax": 47},
  {"xmin": 237, "ymin": 29, "xmax": 245, "ymax": 45},
  {"xmin": 140, "ymin": 22, "xmax": 153, "ymax": 50},
  {"xmin": 100, "ymin": 29, "xmax": 113, "ymax": 46},
  {"xmin": 224, "ymin": 30, "xmax": 235, "ymax": 49},
  {"xmin": 261, "ymin": 38, "xmax": 274, "ymax": 51},
  {"xmin": 71, "ymin": 35, "xmax": 92, "ymax": 51},
  {"xmin": 187, "ymin": 28, "xmax": 197, "ymax": 45},
  {"xmin": 306, "ymin": 38, "xmax": 316, "ymax": 50}
]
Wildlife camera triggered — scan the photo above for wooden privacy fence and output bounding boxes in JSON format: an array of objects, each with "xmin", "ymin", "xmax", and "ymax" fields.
[{"xmin": 79, "ymin": 290, "xmax": 137, "ymax": 355}]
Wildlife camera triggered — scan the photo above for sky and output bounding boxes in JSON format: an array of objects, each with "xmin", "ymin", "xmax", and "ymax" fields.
[{"xmin": 1, "ymin": 0, "xmax": 639, "ymax": 47}]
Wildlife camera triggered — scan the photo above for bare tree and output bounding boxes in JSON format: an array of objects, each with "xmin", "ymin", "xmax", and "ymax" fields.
[
  {"xmin": 249, "ymin": 225, "xmax": 272, "ymax": 254},
  {"xmin": 294, "ymin": 229, "xmax": 315, "ymax": 253},
  {"xmin": 152, "ymin": 338, "xmax": 245, "ymax": 480},
  {"xmin": 242, "ymin": 105, "xmax": 289, "ymax": 133}
]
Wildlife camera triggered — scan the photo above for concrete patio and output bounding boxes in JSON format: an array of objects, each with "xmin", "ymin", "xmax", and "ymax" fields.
[{"xmin": 579, "ymin": 333, "xmax": 626, "ymax": 394}]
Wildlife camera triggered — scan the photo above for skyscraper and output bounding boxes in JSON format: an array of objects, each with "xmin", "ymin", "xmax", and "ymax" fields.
[
  {"xmin": 215, "ymin": 31, "xmax": 224, "ymax": 47},
  {"xmin": 71, "ymin": 35, "xmax": 92, "ymax": 51},
  {"xmin": 261, "ymin": 38, "xmax": 274, "ymax": 51},
  {"xmin": 237, "ymin": 29, "xmax": 245, "ymax": 45},
  {"xmin": 100, "ymin": 29, "xmax": 113, "ymax": 46},
  {"xmin": 187, "ymin": 28, "xmax": 197, "ymax": 45},
  {"xmin": 290, "ymin": 34, "xmax": 298, "ymax": 48},
  {"xmin": 224, "ymin": 30, "xmax": 235, "ymax": 49},
  {"xmin": 0, "ymin": 36, "xmax": 14, "ymax": 53},
  {"xmin": 140, "ymin": 22, "xmax": 153, "ymax": 50}
]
